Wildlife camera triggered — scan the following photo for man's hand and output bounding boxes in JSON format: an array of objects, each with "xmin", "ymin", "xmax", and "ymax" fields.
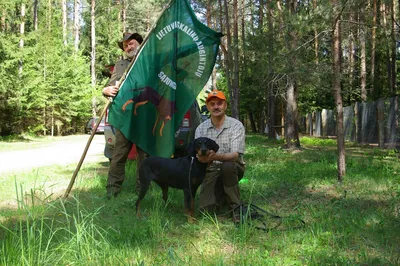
[
  {"xmin": 102, "ymin": 85, "xmax": 119, "ymax": 97},
  {"xmin": 197, "ymin": 150, "xmax": 239, "ymax": 163},
  {"xmin": 197, "ymin": 150, "xmax": 219, "ymax": 163}
]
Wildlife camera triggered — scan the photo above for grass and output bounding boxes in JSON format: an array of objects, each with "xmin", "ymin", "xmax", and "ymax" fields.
[{"xmin": 0, "ymin": 134, "xmax": 399, "ymax": 265}]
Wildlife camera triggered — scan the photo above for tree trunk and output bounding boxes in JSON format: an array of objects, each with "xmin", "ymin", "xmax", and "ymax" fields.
[
  {"xmin": 207, "ymin": 0, "xmax": 212, "ymax": 26},
  {"xmin": 51, "ymin": 110, "xmax": 54, "ymax": 137},
  {"xmin": 370, "ymin": 0, "xmax": 377, "ymax": 98},
  {"xmin": 333, "ymin": 0, "xmax": 345, "ymax": 182},
  {"xmin": 250, "ymin": 0, "xmax": 255, "ymax": 35},
  {"xmin": 218, "ymin": 0, "xmax": 225, "ymax": 52},
  {"xmin": 313, "ymin": 0, "xmax": 318, "ymax": 64},
  {"xmin": 241, "ymin": 0, "xmax": 245, "ymax": 67},
  {"xmin": 382, "ymin": 3, "xmax": 391, "ymax": 96},
  {"xmin": 259, "ymin": 110, "xmax": 265, "ymax": 135},
  {"xmin": 267, "ymin": 0, "xmax": 276, "ymax": 139},
  {"xmin": 259, "ymin": 0, "xmax": 264, "ymax": 29},
  {"xmin": 122, "ymin": 0, "xmax": 126, "ymax": 32},
  {"xmin": 240, "ymin": 0, "xmax": 247, "ymax": 115},
  {"xmin": 232, "ymin": 0, "xmax": 239, "ymax": 119},
  {"xmin": 285, "ymin": 81, "xmax": 299, "ymax": 147},
  {"xmin": 74, "ymin": 0, "xmax": 81, "ymax": 52},
  {"xmin": 360, "ymin": 5, "xmax": 367, "ymax": 101},
  {"xmin": 276, "ymin": 0, "xmax": 284, "ymax": 32},
  {"xmin": 207, "ymin": 0, "xmax": 217, "ymax": 91},
  {"xmin": 285, "ymin": 0, "xmax": 300, "ymax": 148},
  {"xmin": 19, "ymin": 3, "xmax": 25, "ymax": 77},
  {"xmin": 348, "ymin": 11, "xmax": 355, "ymax": 106},
  {"xmin": 91, "ymin": 0, "xmax": 97, "ymax": 117},
  {"xmin": 43, "ymin": 52, "xmax": 47, "ymax": 136},
  {"xmin": 394, "ymin": 96, "xmax": 399, "ymax": 147},
  {"xmin": 62, "ymin": 0, "xmax": 67, "ymax": 46},
  {"xmin": 249, "ymin": 112, "xmax": 257, "ymax": 133},
  {"xmin": 257, "ymin": 0, "xmax": 267, "ymax": 135},
  {"xmin": 374, "ymin": 1, "xmax": 383, "ymax": 100},
  {"xmin": 391, "ymin": 0, "xmax": 396, "ymax": 95},
  {"xmin": 33, "ymin": 0, "xmax": 38, "ymax": 31},
  {"xmin": 47, "ymin": 0, "xmax": 52, "ymax": 31},
  {"xmin": 43, "ymin": 107, "xmax": 47, "ymax": 136},
  {"xmin": 116, "ymin": 0, "xmax": 121, "ymax": 22},
  {"xmin": 222, "ymin": 0, "xmax": 233, "ymax": 108}
]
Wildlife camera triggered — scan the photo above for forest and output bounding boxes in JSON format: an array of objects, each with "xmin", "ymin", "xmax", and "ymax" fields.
[
  {"xmin": 1, "ymin": 1, "xmax": 400, "ymax": 263},
  {"xmin": 1, "ymin": 0, "xmax": 398, "ymax": 146}
]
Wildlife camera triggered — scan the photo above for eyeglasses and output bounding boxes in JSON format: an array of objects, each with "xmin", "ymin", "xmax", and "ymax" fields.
[{"xmin": 208, "ymin": 100, "xmax": 224, "ymax": 107}]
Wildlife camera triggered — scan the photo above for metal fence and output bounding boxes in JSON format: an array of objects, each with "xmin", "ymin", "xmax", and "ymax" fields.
[{"xmin": 300, "ymin": 96, "xmax": 399, "ymax": 148}]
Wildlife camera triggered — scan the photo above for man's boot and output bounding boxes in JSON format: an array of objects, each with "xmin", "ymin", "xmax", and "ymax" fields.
[{"xmin": 224, "ymin": 184, "xmax": 241, "ymax": 224}]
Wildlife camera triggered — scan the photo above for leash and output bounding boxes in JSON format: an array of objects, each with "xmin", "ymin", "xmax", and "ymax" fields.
[
  {"xmin": 188, "ymin": 156, "xmax": 194, "ymax": 199},
  {"xmin": 228, "ymin": 202, "xmax": 306, "ymax": 232}
]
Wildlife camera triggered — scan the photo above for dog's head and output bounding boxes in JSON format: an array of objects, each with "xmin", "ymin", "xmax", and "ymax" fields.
[{"xmin": 187, "ymin": 137, "xmax": 219, "ymax": 157}]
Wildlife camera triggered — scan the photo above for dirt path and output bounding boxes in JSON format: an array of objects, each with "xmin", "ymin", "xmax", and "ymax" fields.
[{"xmin": 0, "ymin": 135, "xmax": 107, "ymax": 174}]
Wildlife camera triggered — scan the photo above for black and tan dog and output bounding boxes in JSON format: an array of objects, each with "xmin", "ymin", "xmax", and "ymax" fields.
[{"xmin": 136, "ymin": 137, "xmax": 219, "ymax": 222}]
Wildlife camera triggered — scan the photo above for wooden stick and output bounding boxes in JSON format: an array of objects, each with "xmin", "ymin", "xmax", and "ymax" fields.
[
  {"xmin": 63, "ymin": 1, "xmax": 172, "ymax": 199},
  {"xmin": 63, "ymin": 101, "xmax": 111, "ymax": 198}
]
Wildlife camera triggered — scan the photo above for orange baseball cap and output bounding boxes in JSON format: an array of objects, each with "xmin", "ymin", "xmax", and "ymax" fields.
[{"xmin": 206, "ymin": 90, "xmax": 226, "ymax": 103}]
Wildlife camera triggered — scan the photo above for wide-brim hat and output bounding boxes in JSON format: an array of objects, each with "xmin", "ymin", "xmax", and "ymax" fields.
[{"xmin": 117, "ymin": 32, "xmax": 143, "ymax": 50}]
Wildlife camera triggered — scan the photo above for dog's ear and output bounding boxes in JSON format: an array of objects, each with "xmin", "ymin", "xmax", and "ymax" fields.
[
  {"xmin": 186, "ymin": 139, "xmax": 196, "ymax": 157},
  {"xmin": 210, "ymin": 139, "xmax": 219, "ymax": 153}
]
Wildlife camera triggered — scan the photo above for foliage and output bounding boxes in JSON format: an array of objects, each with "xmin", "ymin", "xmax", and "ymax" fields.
[
  {"xmin": 0, "ymin": 0, "xmax": 171, "ymax": 136},
  {"xmin": 20, "ymin": 29, "xmax": 93, "ymax": 135},
  {"xmin": 0, "ymin": 32, "xmax": 21, "ymax": 135},
  {"xmin": 1, "ymin": 0, "xmax": 399, "ymax": 139}
]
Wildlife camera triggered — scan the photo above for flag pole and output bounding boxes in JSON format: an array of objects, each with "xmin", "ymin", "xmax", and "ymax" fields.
[{"xmin": 63, "ymin": 1, "xmax": 173, "ymax": 199}]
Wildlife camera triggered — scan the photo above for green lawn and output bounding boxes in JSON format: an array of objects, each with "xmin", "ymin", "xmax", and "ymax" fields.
[{"xmin": 1, "ymin": 134, "xmax": 399, "ymax": 265}]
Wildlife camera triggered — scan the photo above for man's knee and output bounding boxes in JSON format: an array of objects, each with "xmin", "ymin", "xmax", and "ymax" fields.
[
  {"xmin": 199, "ymin": 168, "xmax": 220, "ymax": 209},
  {"xmin": 221, "ymin": 162, "xmax": 240, "ymax": 187}
]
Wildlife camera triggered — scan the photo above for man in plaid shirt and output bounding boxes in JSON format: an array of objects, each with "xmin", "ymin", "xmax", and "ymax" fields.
[{"xmin": 195, "ymin": 90, "xmax": 246, "ymax": 223}]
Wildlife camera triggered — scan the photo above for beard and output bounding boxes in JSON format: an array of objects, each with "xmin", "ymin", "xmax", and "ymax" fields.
[{"xmin": 125, "ymin": 49, "xmax": 137, "ymax": 59}]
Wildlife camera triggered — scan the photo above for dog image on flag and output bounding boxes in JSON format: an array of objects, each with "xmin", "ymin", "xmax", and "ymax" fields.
[{"xmin": 121, "ymin": 86, "xmax": 177, "ymax": 136}]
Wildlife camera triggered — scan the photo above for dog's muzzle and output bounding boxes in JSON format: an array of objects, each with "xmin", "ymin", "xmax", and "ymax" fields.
[{"xmin": 200, "ymin": 148, "xmax": 207, "ymax": 156}]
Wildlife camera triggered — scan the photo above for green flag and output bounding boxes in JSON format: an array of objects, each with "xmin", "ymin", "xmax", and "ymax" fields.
[{"xmin": 108, "ymin": 0, "xmax": 223, "ymax": 158}]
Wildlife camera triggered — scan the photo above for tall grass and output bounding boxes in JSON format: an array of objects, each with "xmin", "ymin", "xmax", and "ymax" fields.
[
  {"xmin": 1, "ymin": 134, "xmax": 399, "ymax": 265},
  {"xmin": 0, "ymin": 181, "xmax": 117, "ymax": 265}
]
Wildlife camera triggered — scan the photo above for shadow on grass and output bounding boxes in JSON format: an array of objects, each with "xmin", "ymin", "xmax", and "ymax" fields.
[
  {"xmin": 0, "ymin": 159, "xmax": 194, "ymax": 262},
  {"xmin": 0, "ymin": 134, "xmax": 399, "ymax": 264},
  {"xmin": 239, "ymin": 134, "xmax": 400, "ymax": 264}
]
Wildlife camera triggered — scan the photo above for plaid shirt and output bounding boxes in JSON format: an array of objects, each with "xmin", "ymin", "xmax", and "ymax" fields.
[{"xmin": 195, "ymin": 115, "xmax": 245, "ymax": 164}]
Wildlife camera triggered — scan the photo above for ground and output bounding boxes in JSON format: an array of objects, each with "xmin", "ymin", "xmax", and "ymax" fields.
[
  {"xmin": 0, "ymin": 135, "xmax": 108, "ymax": 213},
  {"xmin": 0, "ymin": 135, "xmax": 107, "ymax": 174}
]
